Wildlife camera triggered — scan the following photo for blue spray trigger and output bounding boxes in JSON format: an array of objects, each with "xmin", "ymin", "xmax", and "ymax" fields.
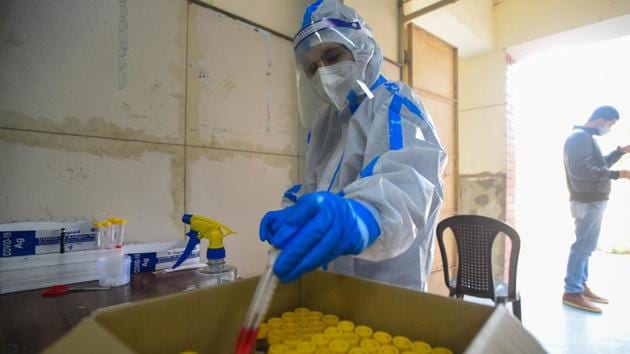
[{"xmin": 172, "ymin": 230, "xmax": 200, "ymax": 269}]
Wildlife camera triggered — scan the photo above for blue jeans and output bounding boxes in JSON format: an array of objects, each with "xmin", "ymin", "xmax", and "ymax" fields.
[{"xmin": 564, "ymin": 201, "xmax": 607, "ymax": 294}]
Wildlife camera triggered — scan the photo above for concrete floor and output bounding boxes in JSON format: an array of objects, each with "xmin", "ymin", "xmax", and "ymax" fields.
[
  {"xmin": 520, "ymin": 252, "xmax": 630, "ymax": 354},
  {"xmin": 462, "ymin": 252, "xmax": 630, "ymax": 353}
]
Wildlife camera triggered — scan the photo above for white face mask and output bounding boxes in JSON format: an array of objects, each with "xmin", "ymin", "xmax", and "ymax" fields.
[
  {"xmin": 597, "ymin": 125, "xmax": 611, "ymax": 136},
  {"xmin": 311, "ymin": 61, "xmax": 357, "ymax": 110}
]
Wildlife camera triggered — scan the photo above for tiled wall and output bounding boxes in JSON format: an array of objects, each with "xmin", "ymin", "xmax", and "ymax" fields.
[{"xmin": 0, "ymin": 0, "xmax": 299, "ymax": 277}]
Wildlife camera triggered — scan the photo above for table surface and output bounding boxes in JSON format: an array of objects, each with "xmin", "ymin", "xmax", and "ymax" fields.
[{"xmin": 0, "ymin": 269, "xmax": 197, "ymax": 354}]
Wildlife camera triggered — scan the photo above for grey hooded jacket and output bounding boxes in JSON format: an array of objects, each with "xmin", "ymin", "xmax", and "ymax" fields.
[{"xmin": 564, "ymin": 126, "xmax": 625, "ymax": 202}]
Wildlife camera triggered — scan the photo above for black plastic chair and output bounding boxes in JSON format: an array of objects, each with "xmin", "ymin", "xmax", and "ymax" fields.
[{"xmin": 436, "ymin": 215, "xmax": 522, "ymax": 320}]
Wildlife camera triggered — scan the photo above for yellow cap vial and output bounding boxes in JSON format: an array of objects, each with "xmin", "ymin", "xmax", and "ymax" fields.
[
  {"xmin": 283, "ymin": 334, "xmax": 302, "ymax": 349},
  {"xmin": 309, "ymin": 320, "xmax": 327, "ymax": 333},
  {"xmin": 312, "ymin": 333, "xmax": 331, "ymax": 348},
  {"xmin": 269, "ymin": 344, "xmax": 291, "ymax": 354},
  {"xmin": 342, "ymin": 333, "xmax": 360, "ymax": 348},
  {"xmin": 329, "ymin": 339, "xmax": 350, "ymax": 353},
  {"xmin": 349, "ymin": 348, "xmax": 368, "ymax": 354},
  {"xmin": 411, "ymin": 341, "xmax": 431, "ymax": 353},
  {"xmin": 322, "ymin": 314, "xmax": 340, "ymax": 327},
  {"xmin": 373, "ymin": 332, "xmax": 392, "ymax": 345},
  {"xmin": 268, "ymin": 329, "xmax": 285, "ymax": 345},
  {"xmin": 309, "ymin": 311, "xmax": 324, "ymax": 320},
  {"xmin": 316, "ymin": 348, "xmax": 334, "ymax": 354},
  {"xmin": 392, "ymin": 336, "xmax": 412, "ymax": 351},
  {"xmin": 378, "ymin": 345, "xmax": 400, "ymax": 354},
  {"xmin": 354, "ymin": 326, "xmax": 373, "ymax": 339},
  {"xmin": 283, "ymin": 312, "xmax": 298, "ymax": 322},
  {"xmin": 297, "ymin": 341, "xmax": 318, "ymax": 354},
  {"xmin": 258, "ymin": 323, "xmax": 270, "ymax": 339},
  {"xmin": 295, "ymin": 307, "xmax": 311, "ymax": 314},
  {"xmin": 269, "ymin": 318, "xmax": 284, "ymax": 329},
  {"xmin": 283, "ymin": 322, "xmax": 300, "ymax": 333},
  {"xmin": 325, "ymin": 327, "xmax": 343, "ymax": 339},
  {"xmin": 360, "ymin": 339, "xmax": 381, "ymax": 353},
  {"xmin": 430, "ymin": 347, "xmax": 453, "ymax": 354},
  {"xmin": 337, "ymin": 320, "xmax": 355, "ymax": 333}
]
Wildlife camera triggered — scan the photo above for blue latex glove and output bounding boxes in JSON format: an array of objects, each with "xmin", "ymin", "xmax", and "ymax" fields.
[{"xmin": 259, "ymin": 192, "xmax": 380, "ymax": 282}]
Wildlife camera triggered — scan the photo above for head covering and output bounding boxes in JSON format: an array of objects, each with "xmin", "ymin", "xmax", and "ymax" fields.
[
  {"xmin": 589, "ymin": 106, "xmax": 620, "ymax": 121},
  {"xmin": 296, "ymin": 0, "xmax": 383, "ymax": 88}
]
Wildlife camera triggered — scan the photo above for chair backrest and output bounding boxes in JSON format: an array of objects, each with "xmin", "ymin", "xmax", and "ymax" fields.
[{"xmin": 436, "ymin": 215, "xmax": 520, "ymax": 300}]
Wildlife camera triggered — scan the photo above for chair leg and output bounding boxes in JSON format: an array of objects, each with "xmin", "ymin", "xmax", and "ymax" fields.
[{"xmin": 512, "ymin": 298, "xmax": 522, "ymax": 321}]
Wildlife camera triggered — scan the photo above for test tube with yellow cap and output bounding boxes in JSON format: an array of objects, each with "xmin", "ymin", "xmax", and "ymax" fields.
[
  {"xmin": 107, "ymin": 217, "xmax": 127, "ymax": 248},
  {"xmin": 101, "ymin": 221, "xmax": 115, "ymax": 249}
]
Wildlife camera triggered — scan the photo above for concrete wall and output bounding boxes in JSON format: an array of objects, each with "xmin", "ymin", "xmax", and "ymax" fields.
[
  {"xmin": 0, "ymin": 0, "xmax": 402, "ymax": 277},
  {"xmin": 0, "ymin": 0, "xmax": 298, "ymax": 277}
]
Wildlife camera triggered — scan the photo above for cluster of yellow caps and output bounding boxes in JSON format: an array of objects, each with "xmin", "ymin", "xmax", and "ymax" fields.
[
  {"xmin": 94, "ymin": 217, "xmax": 127, "ymax": 228},
  {"xmin": 259, "ymin": 307, "xmax": 453, "ymax": 354},
  {"xmin": 93, "ymin": 217, "xmax": 125, "ymax": 228}
]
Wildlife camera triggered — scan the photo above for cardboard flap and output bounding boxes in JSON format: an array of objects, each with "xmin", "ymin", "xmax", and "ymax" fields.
[
  {"xmin": 301, "ymin": 271, "xmax": 495, "ymax": 353},
  {"xmin": 464, "ymin": 305, "xmax": 546, "ymax": 354},
  {"xmin": 43, "ymin": 318, "xmax": 134, "ymax": 354}
]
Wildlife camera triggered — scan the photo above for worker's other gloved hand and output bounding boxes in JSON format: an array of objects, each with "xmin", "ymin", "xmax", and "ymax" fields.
[{"xmin": 259, "ymin": 192, "xmax": 380, "ymax": 282}]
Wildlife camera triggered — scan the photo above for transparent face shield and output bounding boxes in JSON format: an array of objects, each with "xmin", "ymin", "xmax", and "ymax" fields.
[{"xmin": 294, "ymin": 19, "xmax": 375, "ymax": 129}]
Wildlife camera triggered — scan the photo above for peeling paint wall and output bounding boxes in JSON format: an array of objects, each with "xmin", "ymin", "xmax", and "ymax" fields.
[{"xmin": 0, "ymin": 0, "xmax": 302, "ymax": 277}]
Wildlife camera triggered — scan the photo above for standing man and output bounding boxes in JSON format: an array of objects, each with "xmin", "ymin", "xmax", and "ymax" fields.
[
  {"xmin": 259, "ymin": 0, "xmax": 446, "ymax": 290},
  {"xmin": 562, "ymin": 105, "xmax": 630, "ymax": 313}
]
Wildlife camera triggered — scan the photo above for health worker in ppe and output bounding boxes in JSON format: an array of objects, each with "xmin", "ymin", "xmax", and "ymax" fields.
[{"xmin": 259, "ymin": 0, "xmax": 446, "ymax": 290}]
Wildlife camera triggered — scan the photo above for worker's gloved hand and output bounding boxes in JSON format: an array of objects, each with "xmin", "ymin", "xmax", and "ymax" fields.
[
  {"xmin": 259, "ymin": 209, "xmax": 290, "ymax": 242},
  {"xmin": 259, "ymin": 192, "xmax": 380, "ymax": 282}
]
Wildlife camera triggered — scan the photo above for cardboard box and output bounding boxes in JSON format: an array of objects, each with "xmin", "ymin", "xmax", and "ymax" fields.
[{"xmin": 44, "ymin": 271, "xmax": 545, "ymax": 354}]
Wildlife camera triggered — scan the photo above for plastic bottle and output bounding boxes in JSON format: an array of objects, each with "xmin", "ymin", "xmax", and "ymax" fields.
[{"xmin": 171, "ymin": 214, "xmax": 238, "ymax": 288}]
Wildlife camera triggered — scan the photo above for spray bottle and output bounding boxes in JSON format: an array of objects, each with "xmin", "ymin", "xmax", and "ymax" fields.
[{"xmin": 172, "ymin": 214, "xmax": 237, "ymax": 289}]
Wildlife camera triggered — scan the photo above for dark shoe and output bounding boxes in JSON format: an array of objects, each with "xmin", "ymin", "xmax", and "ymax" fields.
[
  {"xmin": 562, "ymin": 293, "xmax": 602, "ymax": 313},
  {"xmin": 583, "ymin": 283, "xmax": 609, "ymax": 304}
]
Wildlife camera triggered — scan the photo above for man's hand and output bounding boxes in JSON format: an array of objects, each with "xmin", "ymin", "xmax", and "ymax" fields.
[
  {"xmin": 621, "ymin": 145, "xmax": 630, "ymax": 154},
  {"xmin": 620, "ymin": 170, "xmax": 630, "ymax": 179}
]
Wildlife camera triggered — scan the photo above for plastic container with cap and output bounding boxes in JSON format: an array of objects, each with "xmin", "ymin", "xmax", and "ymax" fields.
[
  {"xmin": 171, "ymin": 214, "xmax": 237, "ymax": 289},
  {"xmin": 312, "ymin": 333, "xmax": 331, "ymax": 348},
  {"xmin": 96, "ymin": 254, "xmax": 131, "ymax": 287}
]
